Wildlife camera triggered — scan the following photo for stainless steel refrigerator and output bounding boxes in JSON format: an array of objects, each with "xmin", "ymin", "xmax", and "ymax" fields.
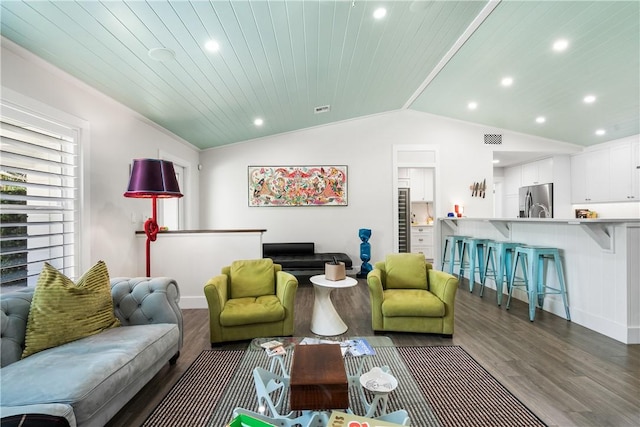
[
  {"xmin": 519, "ymin": 183, "xmax": 553, "ymax": 218},
  {"xmin": 398, "ymin": 188, "xmax": 411, "ymax": 252}
]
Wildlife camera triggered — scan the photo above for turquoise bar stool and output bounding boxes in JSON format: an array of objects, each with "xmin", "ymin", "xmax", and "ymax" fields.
[
  {"xmin": 458, "ymin": 238, "xmax": 491, "ymax": 292},
  {"xmin": 507, "ymin": 246, "xmax": 571, "ymax": 322},
  {"xmin": 481, "ymin": 241, "xmax": 520, "ymax": 305},
  {"xmin": 440, "ymin": 235, "xmax": 469, "ymax": 276}
]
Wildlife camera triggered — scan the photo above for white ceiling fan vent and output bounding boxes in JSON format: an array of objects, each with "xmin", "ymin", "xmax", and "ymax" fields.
[
  {"xmin": 484, "ymin": 134, "xmax": 502, "ymax": 145},
  {"xmin": 314, "ymin": 105, "xmax": 331, "ymax": 114}
]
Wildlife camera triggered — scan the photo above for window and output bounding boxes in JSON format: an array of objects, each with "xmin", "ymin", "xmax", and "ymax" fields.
[{"xmin": 0, "ymin": 107, "xmax": 79, "ymax": 291}]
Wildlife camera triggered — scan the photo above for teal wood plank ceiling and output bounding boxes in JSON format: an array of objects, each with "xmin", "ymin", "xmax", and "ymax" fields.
[{"xmin": 1, "ymin": 0, "xmax": 638, "ymax": 150}]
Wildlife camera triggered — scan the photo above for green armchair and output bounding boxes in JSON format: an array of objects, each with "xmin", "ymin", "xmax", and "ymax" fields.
[
  {"xmin": 367, "ymin": 253, "xmax": 459, "ymax": 336},
  {"xmin": 204, "ymin": 258, "xmax": 298, "ymax": 344}
]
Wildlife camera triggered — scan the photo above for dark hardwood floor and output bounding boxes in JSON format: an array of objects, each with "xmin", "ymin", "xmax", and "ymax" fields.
[{"xmin": 107, "ymin": 278, "xmax": 640, "ymax": 427}]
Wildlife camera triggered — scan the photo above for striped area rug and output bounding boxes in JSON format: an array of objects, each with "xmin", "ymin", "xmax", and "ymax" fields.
[
  {"xmin": 142, "ymin": 350, "xmax": 244, "ymax": 427},
  {"xmin": 398, "ymin": 346, "xmax": 546, "ymax": 427},
  {"xmin": 143, "ymin": 345, "xmax": 545, "ymax": 427}
]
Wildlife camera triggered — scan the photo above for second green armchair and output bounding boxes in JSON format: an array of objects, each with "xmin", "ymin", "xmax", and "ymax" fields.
[
  {"xmin": 367, "ymin": 253, "xmax": 459, "ymax": 336},
  {"xmin": 204, "ymin": 258, "xmax": 298, "ymax": 344}
]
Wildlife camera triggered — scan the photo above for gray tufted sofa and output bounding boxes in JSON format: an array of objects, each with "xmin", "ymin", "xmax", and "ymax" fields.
[{"xmin": 0, "ymin": 277, "xmax": 183, "ymax": 427}]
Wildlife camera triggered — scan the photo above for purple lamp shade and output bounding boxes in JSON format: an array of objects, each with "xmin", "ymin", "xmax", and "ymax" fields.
[{"xmin": 124, "ymin": 159, "xmax": 183, "ymax": 198}]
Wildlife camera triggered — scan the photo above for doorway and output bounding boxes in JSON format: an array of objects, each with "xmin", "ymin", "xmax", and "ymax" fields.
[{"xmin": 393, "ymin": 145, "xmax": 439, "ymax": 255}]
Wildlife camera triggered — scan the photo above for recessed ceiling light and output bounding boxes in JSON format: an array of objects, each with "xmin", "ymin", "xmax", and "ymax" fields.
[
  {"xmin": 492, "ymin": 159, "xmax": 500, "ymax": 164},
  {"xmin": 501, "ymin": 77, "xmax": 513, "ymax": 87},
  {"xmin": 148, "ymin": 47, "xmax": 176, "ymax": 62},
  {"xmin": 373, "ymin": 7, "xmax": 387, "ymax": 19},
  {"xmin": 595, "ymin": 129, "xmax": 606, "ymax": 136},
  {"xmin": 467, "ymin": 101, "xmax": 478, "ymax": 110},
  {"xmin": 205, "ymin": 40, "xmax": 220, "ymax": 52},
  {"xmin": 583, "ymin": 95, "xmax": 596, "ymax": 104},
  {"xmin": 254, "ymin": 118, "xmax": 264, "ymax": 126},
  {"xmin": 536, "ymin": 116, "xmax": 546, "ymax": 124},
  {"xmin": 552, "ymin": 39, "xmax": 569, "ymax": 52}
]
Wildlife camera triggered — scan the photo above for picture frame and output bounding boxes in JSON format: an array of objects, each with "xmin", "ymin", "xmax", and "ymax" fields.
[{"xmin": 248, "ymin": 165, "xmax": 348, "ymax": 207}]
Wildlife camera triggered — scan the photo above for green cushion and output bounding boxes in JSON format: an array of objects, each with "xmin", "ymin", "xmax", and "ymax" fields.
[
  {"xmin": 220, "ymin": 295, "xmax": 285, "ymax": 326},
  {"xmin": 22, "ymin": 261, "xmax": 121, "ymax": 358},
  {"xmin": 382, "ymin": 289, "xmax": 445, "ymax": 317},
  {"xmin": 385, "ymin": 253, "xmax": 428, "ymax": 290},
  {"xmin": 229, "ymin": 259, "xmax": 275, "ymax": 299}
]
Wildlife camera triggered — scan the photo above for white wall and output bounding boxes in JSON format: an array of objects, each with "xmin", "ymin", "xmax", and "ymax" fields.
[
  {"xmin": 1, "ymin": 39, "xmax": 200, "ymax": 277},
  {"xmin": 199, "ymin": 110, "xmax": 581, "ymax": 266}
]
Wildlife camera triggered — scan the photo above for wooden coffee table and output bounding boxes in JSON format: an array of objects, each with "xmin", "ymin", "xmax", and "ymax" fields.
[
  {"xmin": 289, "ymin": 344, "xmax": 349, "ymax": 411},
  {"xmin": 309, "ymin": 275, "xmax": 358, "ymax": 336}
]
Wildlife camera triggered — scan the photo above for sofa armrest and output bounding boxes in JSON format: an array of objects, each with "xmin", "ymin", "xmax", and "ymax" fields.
[
  {"xmin": 427, "ymin": 269, "xmax": 459, "ymax": 335},
  {"xmin": 275, "ymin": 271, "xmax": 298, "ymax": 336},
  {"xmin": 203, "ymin": 274, "xmax": 229, "ymax": 342},
  {"xmin": 111, "ymin": 277, "xmax": 183, "ymax": 348},
  {"xmin": 1, "ymin": 403, "xmax": 76, "ymax": 427},
  {"xmin": 275, "ymin": 271, "xmax": 297, "ymax": 308},
  {"xmin": 428, "ymin": 269, "xmax": 458, "ymax": 302},
  {"xmin": 366, "ymin": 269, "xmax": 385, "ymax": 330}
]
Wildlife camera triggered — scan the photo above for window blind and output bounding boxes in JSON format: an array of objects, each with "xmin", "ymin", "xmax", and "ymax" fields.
[{"xmin": 0, "ymin": 118, "xmax": 78, "ymax": 288}]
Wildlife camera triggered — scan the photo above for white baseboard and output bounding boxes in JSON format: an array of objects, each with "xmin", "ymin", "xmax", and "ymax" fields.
[{"xmin": 179, "ymin": 296, "xmax": 208, "ymax": 309}]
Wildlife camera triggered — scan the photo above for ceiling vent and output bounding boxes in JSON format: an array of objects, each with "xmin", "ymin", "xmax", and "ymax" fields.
[
  {"xmin": 484, "ymin": 134, "xmax": 502, "ymax": 145},
  {"xmin": 314, "ymin": 105, "xmax": 331, "ymax": 114}
]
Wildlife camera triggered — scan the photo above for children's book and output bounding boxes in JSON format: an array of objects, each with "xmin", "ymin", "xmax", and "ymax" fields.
[
  {"xmin": 340, "ymin": 337, "xmax": 376, "ymax": 357},
  {"xmin": 259, "ymin": 340, "xmax": 286, "ymax": 357},
  {"xmin": 327, "ymin": 411, "xmax": 404, "ymax": 426},
  {"xmin": 265, "ymin": 345, "xmax": 286, "ymax": 357},
  {"xmin": 259, "ymin": 340, "xmax": 283, "ymax": 350}
]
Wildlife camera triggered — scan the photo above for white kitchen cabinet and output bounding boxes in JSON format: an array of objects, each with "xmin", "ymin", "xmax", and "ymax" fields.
[
  {"xmin": 571, "ymin": 149, "xmax": 610, "ymax": 203},
  {"xmin": 634, "ymin": 141, "xmax": 640, "ymax": 199},
  {"xmin": 609, "ymin": 142, "xmax": 639, "ymax": 201},
  {"xmin": 521, "ymin": 158, "xmax": 553, "ymax": 186},
  {"xmin": 411, "ymin": 226, "xmax": 434, "ymax": 259},
  {"xmin": 408, "ymin": 168, "xmax": 434, "ymax": 201},
  {"xmin": 398, "ymin": 167, "xmax": 410, "ymax": 188}
]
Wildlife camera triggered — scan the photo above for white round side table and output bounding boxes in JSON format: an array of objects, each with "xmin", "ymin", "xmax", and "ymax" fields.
[{"xmin": 309, "ymin": 275, "xmax": 358, "ymax": 336}]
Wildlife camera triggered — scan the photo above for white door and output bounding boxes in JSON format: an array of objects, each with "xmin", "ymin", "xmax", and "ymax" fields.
[
  {"xmin": 493, "ymin": 178, "xmax": 503, "ymax": 218},
  {"xmin": 159, "ymin": 163, "xmax": 185, "ymax": 231}
]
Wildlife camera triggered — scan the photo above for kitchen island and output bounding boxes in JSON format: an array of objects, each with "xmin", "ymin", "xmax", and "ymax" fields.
[{"xmin": 436, "ymin": 217, "xmax": 640, "ymax": 344}]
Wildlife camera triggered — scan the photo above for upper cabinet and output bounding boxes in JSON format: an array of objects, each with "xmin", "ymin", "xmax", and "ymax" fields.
[
  {"xmin": 571, "ymin": 149, "xmax": 610, "ymax": 203},
  {"xmin": 571, "ymin": 139, "xmax": 639, "ymax": 203},
  {"xmin": 409, "ymin": 168, "xmax": 434, "ymax": 201},
  {"xmin": 398, "ymin": 167, "xmax": 410, "ymax": 188},
  {"xmin": 399, "ymin": 167, "xmax": 434, "ymax": 201},
  {"xmin": 521, "ymin": 158, "xmax": 553, "ymax": 186},
  {"xmin": 610, "ymin": 142, "xmax": 640, "ymax": 201}
]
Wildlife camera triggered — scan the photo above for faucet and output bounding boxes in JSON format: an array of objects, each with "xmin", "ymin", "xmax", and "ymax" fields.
[{"xmin": 529, "ymin": 203, "xmax": 550, "ymax": 218}]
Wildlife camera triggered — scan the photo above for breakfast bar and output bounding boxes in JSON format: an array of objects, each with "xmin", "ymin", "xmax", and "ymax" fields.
[{"xmin": 436, "ymin": 218, "xmax": 640, "ymax": 344}]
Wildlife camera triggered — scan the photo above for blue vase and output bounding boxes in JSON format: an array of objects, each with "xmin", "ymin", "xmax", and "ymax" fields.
[{"xmin": 357, "ymin": 228, "xmax": 372, "ymax": 278}]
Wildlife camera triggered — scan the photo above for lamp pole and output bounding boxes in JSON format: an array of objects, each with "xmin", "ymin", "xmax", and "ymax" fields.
[{"xmin": 142, "ymin": 196, "xmax": 160, "ymax": 277}]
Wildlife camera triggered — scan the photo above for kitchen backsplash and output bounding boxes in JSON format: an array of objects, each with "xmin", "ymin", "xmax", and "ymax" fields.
[
  {"xmin": 570, "ymin": 202, "xmax": 640, "ymax": 219},
  {"xmin": 411, "ymin": 201, "xmax": 434, "ymax": 224}
]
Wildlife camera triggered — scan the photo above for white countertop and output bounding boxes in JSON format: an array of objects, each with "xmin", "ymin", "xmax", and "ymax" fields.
[{"xmin": 439, "ymin": 217, "xmax": 640, "ymax": 224}]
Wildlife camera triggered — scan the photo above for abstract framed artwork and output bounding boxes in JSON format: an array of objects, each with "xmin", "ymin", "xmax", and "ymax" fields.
[{"xmin": 248, "ymin": 165, "xmax": 348, "ymax": 207}]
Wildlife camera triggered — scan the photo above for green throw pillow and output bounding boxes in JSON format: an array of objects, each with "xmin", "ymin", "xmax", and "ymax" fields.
[
  {"xmin": 385, "ymin": 253, "xmax": 428, "ymax": 290},
  {"xmin": 22, "ymin": 261, "xmax": 121, "ymax": 358},
  {"xmin": 229, "ymin": 259, "xmax": 275, "ymax": 299}
]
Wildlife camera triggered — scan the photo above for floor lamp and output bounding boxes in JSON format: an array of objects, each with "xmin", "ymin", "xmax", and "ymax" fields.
[{"xmin": 124, "ymin": 158, "xmax": 183, "ymax": 277}]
